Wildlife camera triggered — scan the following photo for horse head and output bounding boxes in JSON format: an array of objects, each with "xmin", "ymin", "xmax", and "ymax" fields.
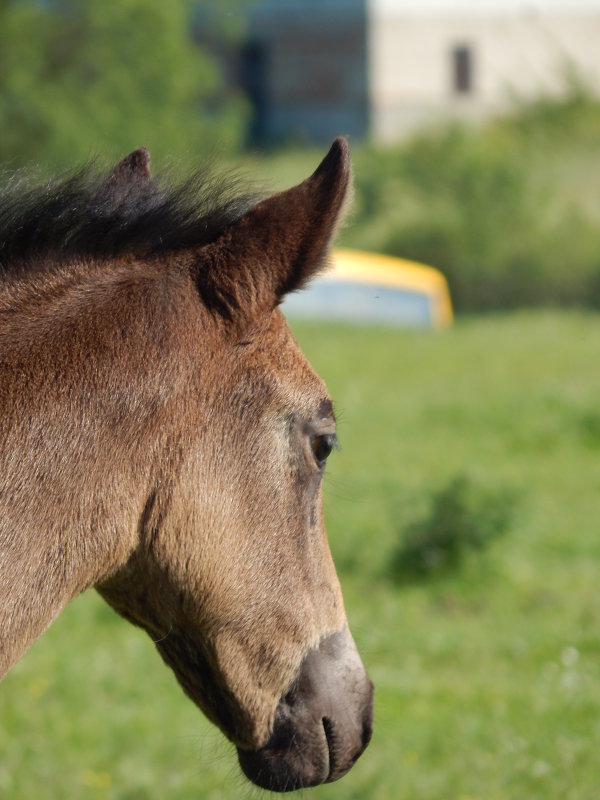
[
  {"xmin": 0, "ymin": 138, "xmax": 372, "ymax": 792},
  {"xmin": 98, "ymin": 139, "xmax": 372, "ymax": 791}
]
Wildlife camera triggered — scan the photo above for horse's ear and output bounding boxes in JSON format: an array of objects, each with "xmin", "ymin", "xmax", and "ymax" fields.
[
  {"xmin": 97, "ymin": 147, "xmax": 154, "ymax": 209},
  {"xmin": 197, "ymin": 138, "xmax": 351, "ymax": 322}
]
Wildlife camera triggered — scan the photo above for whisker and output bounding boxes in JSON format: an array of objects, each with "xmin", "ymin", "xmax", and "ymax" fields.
[{"xmin": 152, "ymin": 625, "xmax": 173, "ymax": 644}]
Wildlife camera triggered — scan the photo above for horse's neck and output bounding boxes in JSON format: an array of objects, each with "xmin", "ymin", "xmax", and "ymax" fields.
[
  {"xmin": 0, "ymin": 414, "xmax": 146, "ymax": 678},
  {"xmin": 0, "ymin": 270, "xmax": 167, "ymax": 678},
  {"xmin": 0, "ymin": 466, "xmax": 143, "ymax": 678}
]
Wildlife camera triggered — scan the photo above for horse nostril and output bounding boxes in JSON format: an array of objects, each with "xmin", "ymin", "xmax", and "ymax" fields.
[
  {"xmin": 362, "ymin": 716, "xmax": 373, "ymax": 749},
  {"xmin": 360, "ymin": 680, "xmax": 374, "ymax": 752},
  {"xmin": 322, "ymin": 716, "xmax": 336, "ymax": 773},
  {"xmin": 283, "ymin": 689, "xmax": 297, "ymax": 707},
  {"xmin": 322, "ymin": 711, "xmax": 371, "ymax": 776}
]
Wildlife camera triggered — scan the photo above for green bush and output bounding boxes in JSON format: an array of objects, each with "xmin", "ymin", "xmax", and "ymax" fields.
[
  {"xmin": 344, "ymin": 85, "xmax": 600, "ymax": 311},
  {"xmin": 0, "ymin": 0, "xmax": 249, "ymax": 171},
  {"xmin": 388, "ymin": 476, "xmax": 516, "ymax": 584}
]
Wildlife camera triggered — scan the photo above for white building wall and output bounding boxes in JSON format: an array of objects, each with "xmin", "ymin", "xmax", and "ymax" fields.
[{"xmin": 368, "ymin": 8, "xmax": 600, "ymax": 141}]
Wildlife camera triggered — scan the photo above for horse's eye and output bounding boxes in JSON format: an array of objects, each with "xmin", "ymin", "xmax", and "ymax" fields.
[{"xmin": 311, "ymin": 433, "xmax": 337, "ymax": 466}]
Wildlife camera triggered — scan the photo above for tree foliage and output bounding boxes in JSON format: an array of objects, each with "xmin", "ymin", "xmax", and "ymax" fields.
[{"xmin": 0, "ymin": 0, "xmax": 249, "ymax": 171}]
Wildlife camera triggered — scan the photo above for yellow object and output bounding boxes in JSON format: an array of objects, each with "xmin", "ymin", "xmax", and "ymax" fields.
[
  {"xmin": 331, "ymin": 248, "xmax": 453, "ymax": 329},
  {"xmin": 283, "ymin": 247, "xmax": 453, "ymax": 329}
]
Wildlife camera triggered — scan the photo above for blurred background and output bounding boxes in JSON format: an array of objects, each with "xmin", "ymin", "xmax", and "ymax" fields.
[{"xmin": 1, "ymin": 1, "xmax": 600, "ymax": 798}]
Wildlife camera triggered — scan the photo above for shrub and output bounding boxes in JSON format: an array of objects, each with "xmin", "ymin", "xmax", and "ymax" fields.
[
  {"xmin": 388, "ymin": 476, "xmax": 516, "ymax": 584},
  {"xmin": 345, "ymin": 86, "xmax": 600, "ymax": 311}
]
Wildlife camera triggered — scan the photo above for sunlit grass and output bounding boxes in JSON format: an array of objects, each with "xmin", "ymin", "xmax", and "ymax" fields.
[{"xmin": 1, "ymin": 311, "xmax": 599, "ymax": 799}]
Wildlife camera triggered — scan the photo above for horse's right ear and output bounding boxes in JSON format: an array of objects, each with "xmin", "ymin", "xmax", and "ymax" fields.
[{"xmin": 196, "ymin": 138, "xmax": 351, "ymax": 324}]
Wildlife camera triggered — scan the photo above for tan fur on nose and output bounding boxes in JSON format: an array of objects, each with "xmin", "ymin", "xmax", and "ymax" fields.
[{"xmin": 0, "ymin": 139, "xmax": 372, "ymax": 787}]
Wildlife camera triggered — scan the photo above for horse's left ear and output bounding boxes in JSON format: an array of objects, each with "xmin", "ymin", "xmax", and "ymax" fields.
[
  {"xmin": 97, "ymin": 147, "xmax": 154, "ymax": 210},
  {"xmin": 197, "ymin": 138, "xmax": 351, "ymax": 322}
]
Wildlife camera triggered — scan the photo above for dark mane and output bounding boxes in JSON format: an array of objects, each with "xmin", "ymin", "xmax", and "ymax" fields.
[{"xmin": 0, "ymin": 161, "xmax": 259, "ymax": 277}]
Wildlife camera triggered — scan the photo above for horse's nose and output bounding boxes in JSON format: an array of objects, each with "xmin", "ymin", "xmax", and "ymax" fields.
[{"xmin": 238, "ymin": 629, "xmax": 373, "ymax": 792}]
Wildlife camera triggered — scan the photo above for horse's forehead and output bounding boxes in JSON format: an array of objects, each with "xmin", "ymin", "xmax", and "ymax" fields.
[{"xmin": 250, "ymin": 311, "xmax": 329, "ymax": 409}]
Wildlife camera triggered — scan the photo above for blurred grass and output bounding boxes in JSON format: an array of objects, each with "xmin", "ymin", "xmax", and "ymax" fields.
[{"xmin": 1, "ymin": 311, "xmax": 599, "ymax": 798}]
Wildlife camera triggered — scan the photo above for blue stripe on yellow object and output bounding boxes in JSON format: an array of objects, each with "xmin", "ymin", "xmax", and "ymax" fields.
[{"xmin": 283, "ymin": 248, "xmax": 453, "ymax": 329}]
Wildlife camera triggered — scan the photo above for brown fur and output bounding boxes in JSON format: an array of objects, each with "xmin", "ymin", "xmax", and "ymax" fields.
[{"xmin": 0, "ymin": 140, "xmax": 372, "ymax": 789}]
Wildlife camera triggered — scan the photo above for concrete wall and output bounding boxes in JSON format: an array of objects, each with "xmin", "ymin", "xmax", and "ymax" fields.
[
  {"xmin": 245, "ymin": 1, "xmax": 600, "ymax": 143},
  {"xmin": 368, "ymin": 9, "xmax": 600, "ymax": 140}
]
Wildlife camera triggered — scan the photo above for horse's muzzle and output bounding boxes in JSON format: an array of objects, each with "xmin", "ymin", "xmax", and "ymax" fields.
[{"xmin": 238, "ymin": 629, "xmax": 373, "ymax": 792}]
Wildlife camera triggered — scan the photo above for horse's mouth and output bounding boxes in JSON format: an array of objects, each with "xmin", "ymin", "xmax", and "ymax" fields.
[
  {"xmin": 237, "ymin": 724, "xmax": 329, "ymax": 791},
  {"xmin": 152, "ymin": 625, "xmax": 373, "ymax": 791},
  {"xmin": 237, "ymin": 630, "xmax": 374, "ymax": 792},
  {"xmin": 237, "ymin": 705, "xmax": 373, "ymax": 792}
]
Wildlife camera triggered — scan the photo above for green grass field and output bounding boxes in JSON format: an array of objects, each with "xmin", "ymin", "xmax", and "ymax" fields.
[{"xmin": 1, "ymin": 312, "xmax": 599, "ymax": 799}]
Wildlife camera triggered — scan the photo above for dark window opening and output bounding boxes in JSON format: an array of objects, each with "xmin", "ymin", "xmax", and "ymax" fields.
[
  {"xmin": 452, "ymin": 45, "xmax": 473, "ymax": 94},
  {"xmin": 240, "ymin": 41, "xmax": 269, "ymax": 144}
]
